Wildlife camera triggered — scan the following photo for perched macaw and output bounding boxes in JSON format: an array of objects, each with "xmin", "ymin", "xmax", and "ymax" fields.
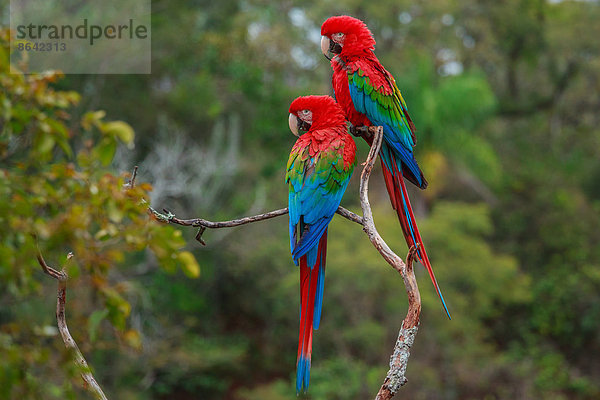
[
  {"xmin": 320, "ymin": 15, "xmax": 450, "ymax": 319},
  {"xmin": 286, "ymin": 95, "xmax": 356, "ymax": 392}
]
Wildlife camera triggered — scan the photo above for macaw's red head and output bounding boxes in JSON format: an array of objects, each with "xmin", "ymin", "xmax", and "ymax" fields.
[
  {"xmin": 288, "ymin": 95, "xmax": 346, "ymax": 136},
  {"xmin": 320, "ymin": 15, "xmax": 376, "ymax": 59}
]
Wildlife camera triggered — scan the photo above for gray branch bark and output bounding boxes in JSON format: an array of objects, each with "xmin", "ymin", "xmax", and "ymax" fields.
[
  {"xmin": 356, "ymin": 127, "xmax": 421, "ymax": 400},
  {"xmin": 147, "ymin": 206, "xmax": 363, "ymax": 245},
  {"xmin": 37, "ymin": 252, "xmax": 108, "ymax": 400}
]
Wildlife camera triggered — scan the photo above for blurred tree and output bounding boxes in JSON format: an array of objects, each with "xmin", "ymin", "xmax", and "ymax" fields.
[{"xmin": 0, "ymin": 29, "xmax": 199, "ymax": 398}]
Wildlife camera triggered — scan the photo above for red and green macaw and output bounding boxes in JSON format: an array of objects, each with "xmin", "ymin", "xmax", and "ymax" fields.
[
  {"xmin": 320, "ymin": 16, "xmax": 450, "ymax": 319},
  {"xmin": 286, "ymin": 95, "xmax": 357, "ymax": 392}
]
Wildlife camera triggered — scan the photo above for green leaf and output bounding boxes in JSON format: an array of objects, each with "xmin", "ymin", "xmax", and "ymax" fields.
[
  {"xmin": 46, "ymin": 118, "xmax": 68, "ymax": 138},
  {"xmin": 102, "ymin": 288, "xmax": 131, "ymax": 331},
  {"xmin": 94, "ymin": 137, "xmax": 117, "ymax": 166},
  {"xmin": 34, "ymin": 133, "xmax": 55, "ymax": 155},
  {"xmin": 102, "ymin": 121, "xmax": 135, "ymax": 145},
  {"xmin": 55, "ymin": 136, "xmax": 73, "ymax": 158},
  {"xmin": 81, "ymin": 110, "xmax": 106, "ymax": 130},
  {"xmin": 88, "ymin": 309, "xmax": 109, "ymax": 343},
  {"xmin": 178, "ymin": 251, "xmax": 201, "ymax": 278}
]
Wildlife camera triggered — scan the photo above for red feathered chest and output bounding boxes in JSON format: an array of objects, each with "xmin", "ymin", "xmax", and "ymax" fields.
[
  {"xmin": 292, "ymin": 126, "xmax": 356, "ymax": 170},
  {"xmin": 332, "ymin": 60, "xmax": 370, "ymax": 128}
]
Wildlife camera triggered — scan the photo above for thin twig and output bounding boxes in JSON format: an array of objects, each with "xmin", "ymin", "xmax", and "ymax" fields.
[
  {"xmin": 123, "ymin": 165, "xmax": 138, "ymax": 189},
  {"xmin": 37, "ymin": 251, "xmax": 108, "ymax": 400},
  {"xmin": 36, "ymin": 253, "xmax": 66, "ymax": 281}
]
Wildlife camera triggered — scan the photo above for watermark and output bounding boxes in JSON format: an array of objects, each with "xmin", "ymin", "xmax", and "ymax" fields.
[
  {"xmin": 10, "ymin": 0, "xmax": 151, "ymax": 74},
  {"xmin": 15, "ymin": 19, "xmax": 148, "ymax": 46}
]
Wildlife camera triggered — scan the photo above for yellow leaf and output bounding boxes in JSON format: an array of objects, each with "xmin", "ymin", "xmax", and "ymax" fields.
[
  {"xmin": 178, "ymin": 251, "xmax": 200, "ymax": 278},
  {"xmin": 123, "ymin": 329, "xmax": 142, "ymax": 350}
]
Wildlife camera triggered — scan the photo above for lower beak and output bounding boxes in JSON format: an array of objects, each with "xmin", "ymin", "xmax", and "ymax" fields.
[
  {"xmin": 321, "ymin": 36, "xmax": 331, "ymax": 60},
  {"xmin": 288, "ymin": 113, "xmax": 299, "ymax": 137}
]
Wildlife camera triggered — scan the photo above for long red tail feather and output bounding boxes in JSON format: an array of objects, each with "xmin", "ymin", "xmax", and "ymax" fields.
[
  {"xmin": 296, "ymin": 234, "xmax": 328, "ymax": 392},
  {"xmin": 381, "ymin": 158, "xmax": 451, "ymax": 319}
]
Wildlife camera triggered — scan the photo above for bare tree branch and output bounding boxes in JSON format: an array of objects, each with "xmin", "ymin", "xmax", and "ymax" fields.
[
  {"xmin": 37, "ymin": 251, "xmax": 108, "ymax": 400},
  {"xmin": 147, "ymin": 205, "xmax": 363, "ymax": 245},
  {"xmin": 335, "ymin": 205, "xmax": 364, "ymax": 225},
  {"xmin": 375, "ymin": 246, "xmax": 421, "ymax": 400},
  {"xmin": 351, "ymin": 127, "xmax": 421, "ymax": 399}
]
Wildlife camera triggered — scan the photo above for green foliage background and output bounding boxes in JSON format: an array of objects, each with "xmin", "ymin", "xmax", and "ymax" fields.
[{"xmin": 1, "ymin": 0, "xmax": 600, "ymax": 399}]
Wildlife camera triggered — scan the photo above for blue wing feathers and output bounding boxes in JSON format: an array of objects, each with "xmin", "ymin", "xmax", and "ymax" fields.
[
  {"xmin": 348, "ymin": 71, "xmax": 423, "ymax": 187},
  {"xmin": 292, "ymin": 216, "xmax": 331, "ymax": 263},
  {"xmin": 289, "ymin": 148, "xmax": 352, "ymax": 265}
]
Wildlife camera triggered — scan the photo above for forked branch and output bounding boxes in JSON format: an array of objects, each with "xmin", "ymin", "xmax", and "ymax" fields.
[
  {"xmin": 37, "ymin": 251, "xmax": 108, "ymax": 400},
  {"xmin": 356, "ymin": 127, "xmax": 421, "ymax": 399}
]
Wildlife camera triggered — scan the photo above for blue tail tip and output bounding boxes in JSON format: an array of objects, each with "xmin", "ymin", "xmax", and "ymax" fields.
[
  {"xmin": 296, "ymin": 355, "xmax": 311, "ymax": 394},
  {"xmin": 438, "ymin": 290, "xmax": 451, "ymax": 320}
]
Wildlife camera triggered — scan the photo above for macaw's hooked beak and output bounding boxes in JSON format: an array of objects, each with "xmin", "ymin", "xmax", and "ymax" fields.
[
  {"xmin": 321, "ymin": 35, "xmax": 342, "ymax": 60},
  {"xmin": 288, "ymin": 113, "xmax": 311, "ymax": 137},
  {"xmin": 289, "ymin": 113, "xmax": 300, "ymax": 137},
  {"xmin": 321, "ymin": 36, "xmax": 331, "ymax": 60}
]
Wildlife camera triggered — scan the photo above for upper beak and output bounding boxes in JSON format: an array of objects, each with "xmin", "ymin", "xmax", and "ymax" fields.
[
  {"xmin": 288, "ymin": 113, "xmax": 299, "ymax": 137},
  {"xmin": 321, "ymin": 36, "xmax": 331, "ymax": 60}
]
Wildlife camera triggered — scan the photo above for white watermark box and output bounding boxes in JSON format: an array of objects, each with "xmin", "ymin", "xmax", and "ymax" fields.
[{"xmin": 10, "ymin": 0, "xmax": 151, "ymax": 74}]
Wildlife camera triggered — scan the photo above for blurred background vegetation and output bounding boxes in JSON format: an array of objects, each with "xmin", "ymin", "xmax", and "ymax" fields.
[{"xmin": 1, "ymin": 0, "xmax": 599, "ymax": 399}]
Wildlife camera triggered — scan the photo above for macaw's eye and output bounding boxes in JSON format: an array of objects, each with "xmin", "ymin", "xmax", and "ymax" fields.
[
  {"xmin": 300, "ymin": 109, "xmax": 310, "ymax": 115},
  {"xmin": 333, "ymin": 32, "xmax": 344, "ymax": 39}
]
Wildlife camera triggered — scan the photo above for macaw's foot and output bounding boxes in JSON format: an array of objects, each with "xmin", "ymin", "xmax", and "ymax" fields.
[
  {"xmin": 407, "ymin": 244, "xmax": 420, "ymax": 268},
  {"xmin": 349, "ymin": 124, "xmax": 372, "ymax": 139}
]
